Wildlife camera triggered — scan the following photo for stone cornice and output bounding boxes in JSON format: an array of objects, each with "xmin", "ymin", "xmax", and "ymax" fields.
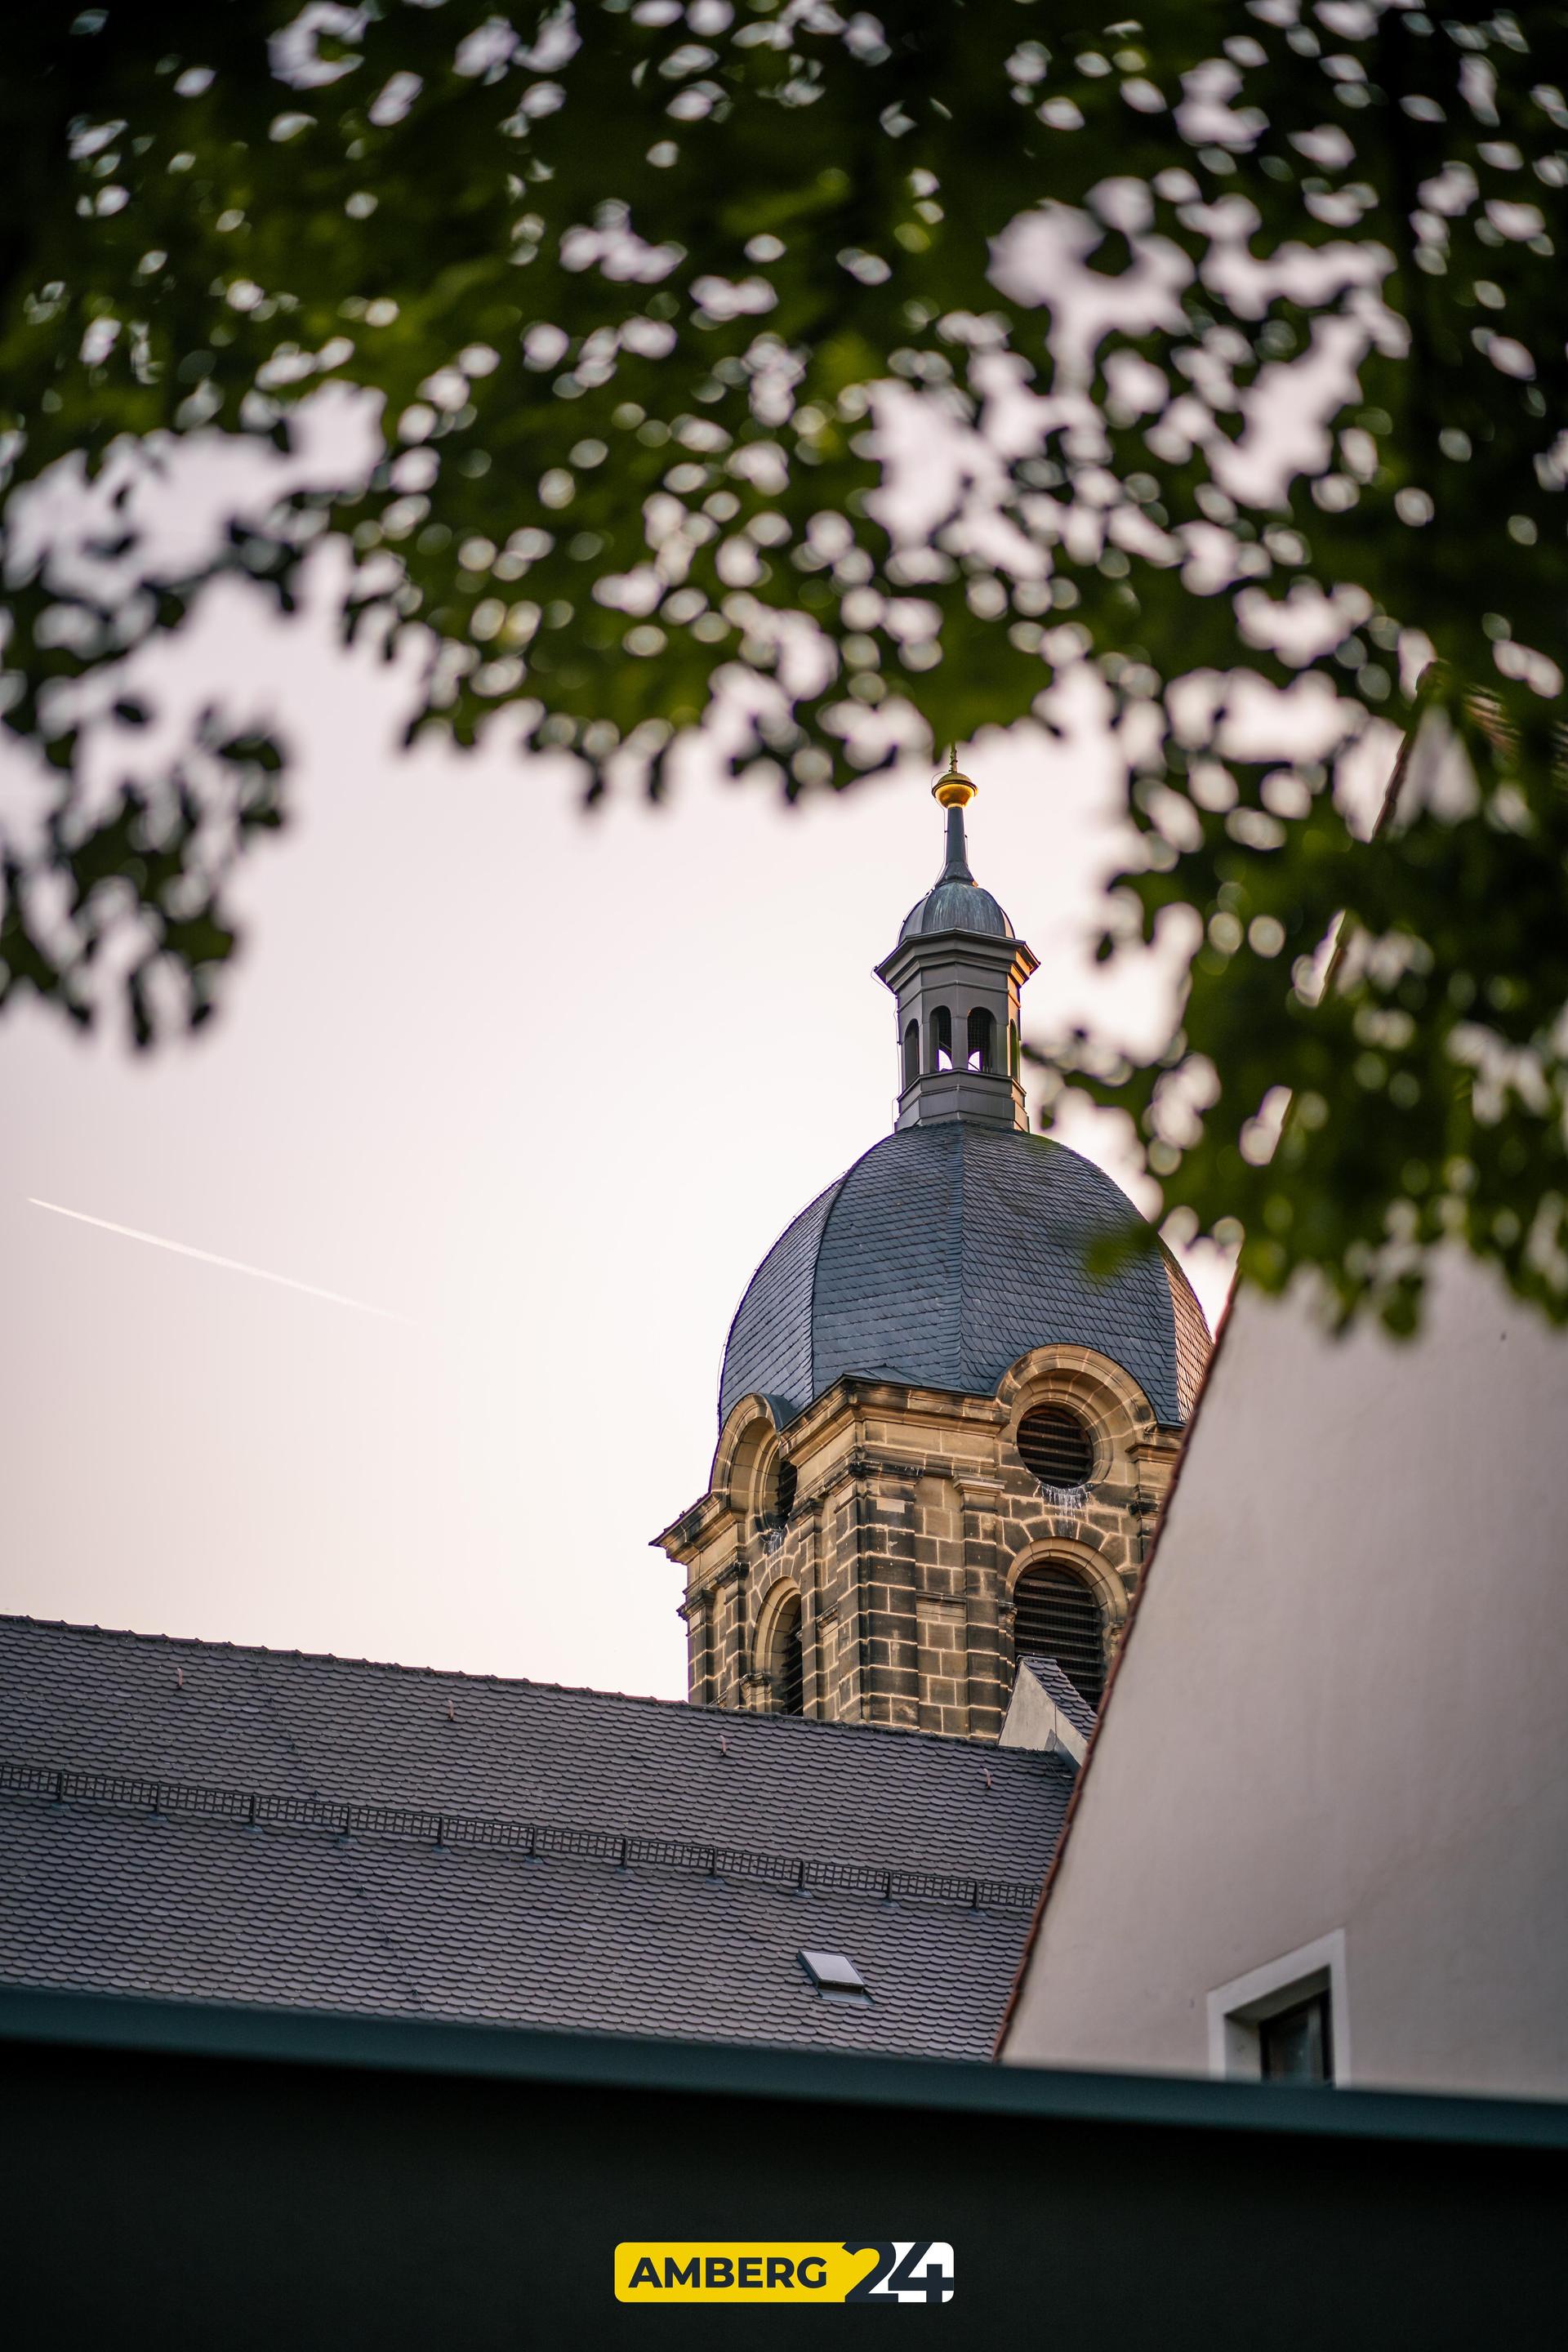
[
  {"xmin": 657, "ymin": 1375, "xmax": 1022, "ymax": 1569},
  {"xmin": 650, "ymin": 1490, "xmax": 738, "ymax": 1564}
]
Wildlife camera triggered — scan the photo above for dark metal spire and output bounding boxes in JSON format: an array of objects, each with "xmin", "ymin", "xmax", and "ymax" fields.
[{"xmin": 933, "ymin": 746, "xmax": 977, "ymax": 883}]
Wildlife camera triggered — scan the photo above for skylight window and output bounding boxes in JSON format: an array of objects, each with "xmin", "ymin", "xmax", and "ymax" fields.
[{"xmin": 799, "ymin": 1949, "xmax": 871, "ymax": 2002}]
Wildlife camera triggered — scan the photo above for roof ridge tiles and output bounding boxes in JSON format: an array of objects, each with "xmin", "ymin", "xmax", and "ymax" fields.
[{"xmin": 0, "ymin": 1757, "xmax": 1044, "ymax": 1914}]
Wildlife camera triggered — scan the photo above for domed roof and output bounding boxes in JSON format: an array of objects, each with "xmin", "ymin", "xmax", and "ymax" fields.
[
  {"xmin": 719, "ymin": 1123, "xmax": 1209, "ymax": 1432},
  {"xmin": 898, "ymin": 876, "xmax": 1013, "ymax": 943}
]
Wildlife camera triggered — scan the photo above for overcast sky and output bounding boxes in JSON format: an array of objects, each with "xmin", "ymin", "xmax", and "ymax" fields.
[{"xmin": 2, "ymin": 546, "xmax": 1393, "ymax": 1701}]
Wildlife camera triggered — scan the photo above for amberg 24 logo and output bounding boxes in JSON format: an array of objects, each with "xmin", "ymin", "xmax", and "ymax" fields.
[
  {"xmin": 615, "ymin": 2241, "xmax": 954, "ymax": 2304},
  {"xmin": 616, "ymin": 2230, "xmax": 959, "ymax": 2305}
]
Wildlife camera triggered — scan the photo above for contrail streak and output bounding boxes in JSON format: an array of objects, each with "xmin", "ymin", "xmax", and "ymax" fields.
[{"xmin": 27, "ymin": 1198, "xmax": 417, "ymax": 1326}]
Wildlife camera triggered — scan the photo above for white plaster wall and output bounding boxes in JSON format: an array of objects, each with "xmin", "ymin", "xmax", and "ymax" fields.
[{"xmin": 1002, "ymin": 1251, "xmax": 1568, "ymax": 2100}]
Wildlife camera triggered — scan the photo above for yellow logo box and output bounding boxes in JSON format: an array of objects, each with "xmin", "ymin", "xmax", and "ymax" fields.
[{"xmin": 614, "ymin": 2242, "xmax": 955, "ymax": 2305}]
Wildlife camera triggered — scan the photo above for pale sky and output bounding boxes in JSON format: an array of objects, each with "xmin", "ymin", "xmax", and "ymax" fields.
[{"xmin": 2, "ymin": 551, "xmax": 1383, "ymax": 1701}]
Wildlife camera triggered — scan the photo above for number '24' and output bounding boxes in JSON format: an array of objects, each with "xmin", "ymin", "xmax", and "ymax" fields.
[{"xmin": 844, "ymin": 2242, "xmax": 955, "ymax": 2304}]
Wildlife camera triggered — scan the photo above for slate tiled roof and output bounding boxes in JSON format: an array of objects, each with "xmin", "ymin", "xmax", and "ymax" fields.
[
  {"xmin": 719, "ymin": 1124, "xmax": 1209, "ymax": 1429},
  {"xmin": 719, "ymin": 1174, "xmax": 847, "ymax": 1432},
  {"xmin": 898, "ymin": 877, "xmax": 1012, "ymax": 942},
  {"xmin": 1165, "ymin": 1250, "xmax": 1213, "ymax": 1420},
  {"xmin": 0, "ymin": 1617, "xmax": 1074, "ymax": 2060},
  {"xmin": 1018, "ymin": 1656, "xmax": 1098, "ymax": 1744}
]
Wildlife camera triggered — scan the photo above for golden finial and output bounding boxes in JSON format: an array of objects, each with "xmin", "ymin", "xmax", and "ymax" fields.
[{"xmin": 932, "ymin": 745, "xmax": 977, "ymax": 809}]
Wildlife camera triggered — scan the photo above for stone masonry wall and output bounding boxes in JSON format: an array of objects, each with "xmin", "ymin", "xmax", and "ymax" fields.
[{"xmin": 666, "ymin": 1353, "xmax": 1185, "ymax": 1743}]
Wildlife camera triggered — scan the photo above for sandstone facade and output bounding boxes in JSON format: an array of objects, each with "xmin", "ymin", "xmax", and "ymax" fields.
[{"xmin": 655, "ymin": 1343, "xmax": 1184, "ymax": 1740}]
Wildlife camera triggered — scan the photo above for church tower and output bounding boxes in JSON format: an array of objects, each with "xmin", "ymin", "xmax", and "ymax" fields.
[{"xmin": 653, "ymin": 757, "xmax": 1210, "ymax": 1740}]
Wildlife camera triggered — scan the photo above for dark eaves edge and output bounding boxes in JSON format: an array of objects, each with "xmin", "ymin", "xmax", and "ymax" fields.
[{"xmin": 4, "ymin": 1981, "xmax": 1568, "ymax": 2154}]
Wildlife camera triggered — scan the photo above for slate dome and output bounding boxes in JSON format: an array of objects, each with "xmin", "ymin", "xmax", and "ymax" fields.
[
  {"xmin": 898, "ymin": 875, "xmax": 1013, "ymax": 944},
  {"xmin": 719, "ymin": 1121, "xmax": 1209, "ymax": 1433}
]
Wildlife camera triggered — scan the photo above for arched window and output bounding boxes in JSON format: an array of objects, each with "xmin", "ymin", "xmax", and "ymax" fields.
[
  {"xmin": 966, "ymin": 1007, "xmax": 995, "ymax": 1071},
  {"xmin": 1013, "ymin": 1562, "xmax": 1105, "ymax": 1708},
  {"xmin": 902, "ymin": 1019, "xmax": 920, "ymax": 1091},
  {"xmin": 929, "ymin": 1006, "xmax": 953, "ymax": 1071},
  {"xmin": 774, "ymin": 1455, "xmax": 797, "ymax": 1522},
  {"xmin": 769, "ymin": 1591, "xmax": 804, "ymax": 1715},
  {"xmin": 757, "ymin": 1449, "xmax": 796, "ymax": 1551}
]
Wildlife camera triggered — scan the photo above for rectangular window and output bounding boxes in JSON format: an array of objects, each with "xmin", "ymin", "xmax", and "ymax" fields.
[
  {"xmin": 1258, "ymin": 1990, "xmax": 1334, "ymax": 2084},
  {"xmin": 1208, "ymin": 1930, "xmax": 1348, "ymax": 2087}
]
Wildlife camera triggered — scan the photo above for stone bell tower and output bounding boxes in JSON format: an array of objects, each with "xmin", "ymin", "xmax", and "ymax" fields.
[{"xmin": 653, "ymin": 755, "xmax": 1209, "ymax": 1740}]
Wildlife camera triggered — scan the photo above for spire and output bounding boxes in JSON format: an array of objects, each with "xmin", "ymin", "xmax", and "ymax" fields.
[
  {"xmin": 874, "ymin": 750, "xmax": 1038, "ymax": 1134},
  {"xmin": 933, "ymin": 747, "xmax": 977, "ymax": 884}
]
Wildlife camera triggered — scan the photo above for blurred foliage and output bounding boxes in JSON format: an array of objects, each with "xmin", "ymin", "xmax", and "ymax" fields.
[{"xmin": 1, "ymin": 2, "xmax": 1565, "ymax": 1325}]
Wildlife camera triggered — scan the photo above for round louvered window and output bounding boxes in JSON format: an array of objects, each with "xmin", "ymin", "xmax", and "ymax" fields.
[
  {"xmin": 1017, "ymin": 1405, "xmax": 1094, "ymax": 1491},
  {"xmin": 1013, "ymin": 1564, "xmax": 1104, "ymax": 1708}
]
